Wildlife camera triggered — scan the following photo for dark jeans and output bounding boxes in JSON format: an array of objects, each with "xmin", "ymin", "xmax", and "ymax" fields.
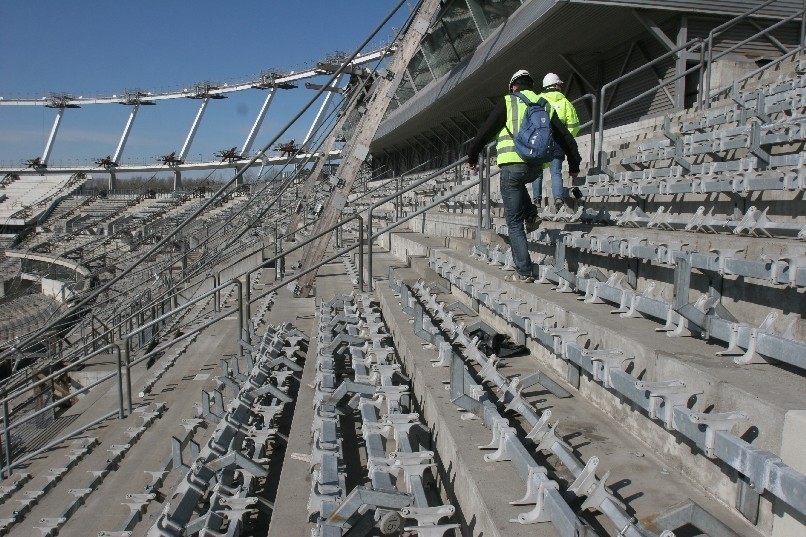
[
  {"xmin": 500, "ymin": 163, "xmax": 540, "ymax": 277},
  {"xmin": 531, "ymin": 155, "xmax": 566, "ymax": 201}
]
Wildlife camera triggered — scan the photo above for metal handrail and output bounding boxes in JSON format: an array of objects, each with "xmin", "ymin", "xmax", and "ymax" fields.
[
  {"xmin": 246, "ymin": 213, "xmax": 366, "ymax": 304},
  {"xmin": 570, "ymin": 93, "xmax": 597, "ymax": 168},
  {"xmin": 705, "ymin": 7, "xmax": 805, "ymax": 105},
  {"xmin": 731, "ymin": 45, "xmax": 803, "ymax": 94},
  {"xmin": 11, "ymin": 192, "xmax": 297, "ymax": 372},
  {"xmin": 246, "ymin": 215, "xmax": 365, "ymax": 305},
  {"xmin": 351, "ymin": 160, "xmax": 435, "ymax": 204},
  {"xmin": 1, "ymin": 183, "xmax": 308, "ymax": 399},
  {"xmin": 703, "ymin": 0, "xmax": 780, "ymax": 105},
  {"xmin": 367, "ymin": 156, "xmax": 471, "ymax": 289},
  {"xmin": 0, "ymin": 277, "xmax": 243, "ymax": 446},
  {"xmin": 1, "ymin": 409, "xmax": 117, "ymax": 479},
  {"xmin": 371, "ymin": 178, "xmax": 481, "ymax": 241},
  {"xmin": 595, "ymin": 0, "xmax": 801, "ymax": 164},
  {"xmin": 597, "ymin": 38, "xmax": 704, "ymax": 167},
  {"xmin": 2, "ymin": 343, "xmax": 124, "ymax": 478},
  {"xmin": 1, "ymin": 275, "xmax": 196, "ymax": 396}
]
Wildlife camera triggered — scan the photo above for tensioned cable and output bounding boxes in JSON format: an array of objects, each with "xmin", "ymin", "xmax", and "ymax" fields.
[
  {"xmin": 0, "ymin": 0, "xmax": 412, "ymax": 363},
  {"xmin": 3, "ymin": 4, "xmax": 418, "ymax": 367},
  {"xmin": 2, "ymin": 96, "xmax": 336, "ymax": 356}
]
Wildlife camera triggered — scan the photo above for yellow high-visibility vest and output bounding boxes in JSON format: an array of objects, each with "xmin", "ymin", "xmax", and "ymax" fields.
[
  {"xmin": 537, "ymin": 90, "xmax": 580, "ymax": 136},
  {"xmin": 495, "ymin": 89, "xmax": 541, "ymax": 165}
]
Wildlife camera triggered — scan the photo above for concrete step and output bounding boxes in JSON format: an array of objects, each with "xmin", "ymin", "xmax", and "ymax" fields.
[{"xmin": 380, "ymin": 230, "xmax": 804, "ymax": 535}]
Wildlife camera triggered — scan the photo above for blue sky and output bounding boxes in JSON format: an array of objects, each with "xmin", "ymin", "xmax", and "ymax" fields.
[{"xmin": 0, "ymin": 1, "xmax": 408, "ymax": 171}]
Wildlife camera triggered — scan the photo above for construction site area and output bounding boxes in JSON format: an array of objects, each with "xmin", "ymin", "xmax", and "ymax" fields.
[{"xmin": 0, "ymin": 1, "xmax": 804, "ymax": 536}]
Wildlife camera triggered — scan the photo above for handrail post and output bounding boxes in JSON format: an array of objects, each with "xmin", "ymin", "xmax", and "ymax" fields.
[
  {"xmin": 704, "ymin": 33, "xmax": 714, "ymax": 110},
  {"xmin": 274, "ymin": 225, "xmax": 283, "ymax": 281},
  {"xmin": 396, "ymin": 176, "xmax": 402, "ymax": 220},
  {"xmin": 696, "ymin": 44, "xmax": 705, "ymax": 111},
  {"xmin": 597, "ymin": 85, "xmax": 606, "ymax": 169},
  {"xmin": 484, "ymin": 150, "xmax": 491, "ymax": 229},
  {"xmin": 113, "ymin": 345, "xmax": 124, "ymax": 419},
  {"xmin": 357, "ymin": 215, "xmax": 365, "ymax": 292},
  {"xmin": 214, "ymin": 272, "xmax": 221, "ymax": 312},
  {"xmin": 589, "ymin": 92, "xmax": 598, "ymax": 170},
  {"xmin": 2, "ymin": 400, "xmax": 11, "ymax": 479},
  {"xmin": 235, "ymin": 279, "xmax": 244, "ymax": 356},
  {"xmin": 123, "ymin": 338, "xmax": 133, "ymax": 416},
  {"xmin": 476, "ymin": 155, "xmax": 483, "ymax": 248},
  {"xmin": 244, "ymin": 271, "xmax": 251, "ymax": 330},
  {"xmin": 801, "ymin": 0, "xmax": 805, "ymax": 48},
  {"xmin": 367, "ymin": 205, "xmax": 375, "ymax": 291}
]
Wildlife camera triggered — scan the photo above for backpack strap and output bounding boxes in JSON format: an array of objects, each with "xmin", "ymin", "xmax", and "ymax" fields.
[
  {"xmin": 512, "ymin": 91, "xmax": 535, "ymax": 107},
  {"xmin": 504, "ymin": 92, "xmax": 536, "ymax": 138},
  {"xmin": 536, "ymin": 97, "xmax": 553, "ymax": 120},
  {"xmin": 505, "ymin": 92, "xmax": 552, "ymax": 139},
  {"xmin": 514, "ymin": 91, "xmax": 553, "ymax": 114}
]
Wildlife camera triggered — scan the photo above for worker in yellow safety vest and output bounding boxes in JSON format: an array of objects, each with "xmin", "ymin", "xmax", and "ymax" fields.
[
  {"xmin": 467, "ymin": 69, "xmax": 581, "ymax": 283},
  {"xmin": 531, "ymin": 73, "xmax": 581, "ymax": 211}
]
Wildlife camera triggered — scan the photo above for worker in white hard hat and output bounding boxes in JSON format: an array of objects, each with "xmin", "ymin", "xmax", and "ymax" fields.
[
  {"xmin": 531, "ymin": 73, "xmax": 581, "ymax": 212},
  {"xmin": 466, "ymin": 69, "xmax": 581, "ymax": 283}
]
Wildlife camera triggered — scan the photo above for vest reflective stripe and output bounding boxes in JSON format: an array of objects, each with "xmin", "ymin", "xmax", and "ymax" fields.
[
  {"xmin": 496, "ymin": 89, "xmax": 540, "ymax": 164},
  {"xmin": 538, "ymin": 90, "xmax": 580, "ymax": 137}
]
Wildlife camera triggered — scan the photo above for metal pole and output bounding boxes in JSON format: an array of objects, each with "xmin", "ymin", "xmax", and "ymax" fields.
[
  {"xmin": 123, "ymin": 338, "xmax": 133, "ymax": 416},
  {"xmin": 244, "ymin": 273, "xmax": 251, "ymax": 333},
  {"xmin": 597, "ymin": 84, "xmax": 606, "ymax": 169},
  {"xmin": 215, "ymin": 272, "xmax": 221, "ymax": 312},
  {"xmin": 275, "ymin": 225, "xmax": 282, "ymax": 281},
  {"xmin": 113, "ymin": 345, "xmax": 124, "ymax": 419},
  {"xmin": 358, "ymin": 215, "xmax": 365, "ymax": 292},
  {"xmin": 589, "ymin": 93, "xmax": 598, "ymax": 169},
  {"xmin": 705, "ymin": 33, "xmax": 714, "ymax": 109},
  {"xmin": 367, "ymin": 206, "xmax": 375, "ymax": 291},
  {"xmin": 484, "ymin": 152, "xmax": 491, "ymax": 229},
  {"xmin": 697, "ymin": 45, "xmax": 706, "ymax": 111},
  {"xmin": 476, "ymin": 155, "xmax": 483, "ymax": 248},
  {"xmin": 235, "ymin": 280, "xmax": 244, "ymax": 356},
  {"xmin": 801, "ymin": 0, "xmax": 806, "ymax": 48},
  {"xmin": 2, "ymin": 401, "xmax": 11, "ymax": 479}
]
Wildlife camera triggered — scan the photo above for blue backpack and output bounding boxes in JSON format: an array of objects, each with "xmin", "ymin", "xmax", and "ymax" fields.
[{"xmin": 506, "ymin": 91, "xmax": 555, "ymax": 165}]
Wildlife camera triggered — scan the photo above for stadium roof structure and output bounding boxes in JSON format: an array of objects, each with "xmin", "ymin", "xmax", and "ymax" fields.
[
  {"xmin": 0, "ymin": 1, "xmax": 804, "ymax": 536},
  {"xmin": 371, "ymin": 0, "xmax": 803, "ymax": 165}
]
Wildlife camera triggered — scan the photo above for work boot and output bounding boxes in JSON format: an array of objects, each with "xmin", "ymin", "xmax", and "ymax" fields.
[{"xmin": 525, "ymin": 214, "xmax": 542, "ymax": 233}]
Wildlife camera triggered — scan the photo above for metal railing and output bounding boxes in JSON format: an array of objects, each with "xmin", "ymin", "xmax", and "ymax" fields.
[
  {"xmin": 2, "ymin": 0, "xmax": 803, "ymax": 491},
  {"xmin": 596, "ymin": 39, "xmax": 705, "ymax": 168},
  {"xmin": 367, "ymin": 155, "xmax": 478, "ymax": 289},
  {"xmin": 595, "ymin": 0, "xmax": 804, "ymax": 167},
  {"xmin": 0, "ymin": 276, "xmax": 245, "ymax": 477},
  {"xmin": 1, "ymin": 343, "xmax": 123, "ymax": 478},
  {"xmin": 570, "ymin": 93, "xmax": 597, "ymax": 169},
  {"xmin": 702, "ymin": 0, "xmax": 803, "ymax": 108}
]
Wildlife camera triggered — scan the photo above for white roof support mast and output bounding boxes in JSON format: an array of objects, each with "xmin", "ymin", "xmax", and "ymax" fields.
[
  {"xmin": 113, "ymin": 103, "xmax": 140, "ymax": 165},
  {"xmin": 301, "ymin": 74, "xmax": 349, "ymax": 151},
  {"xmin": 242, "ymin": 88, "xmax": 277, "ymax": 158},
  {"xmin": 41, "ymin": 108, "xmax": 65, "ymax": 166},
  {"xmin": 179, "ymin": 97, "xmax": 209, "ymax": 163}
]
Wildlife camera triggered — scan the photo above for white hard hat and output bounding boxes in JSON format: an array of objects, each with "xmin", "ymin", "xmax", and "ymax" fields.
[
  {"xmin": 542, "ymin": 73, "xmax": 563, "ymax": 87},
  {"xmin": 509, "ymin": 69, "xmax": 533, "ymax": 88}
]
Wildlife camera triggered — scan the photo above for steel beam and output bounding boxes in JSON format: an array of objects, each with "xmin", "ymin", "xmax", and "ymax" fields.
[
  {"xmin": 179, "ymin": 97, "xmax": 210, "ymax": 162},
  {"xmin": 296, "ymin": 0, "xmax": 442, "ymax": 297},
  {"xmin": 113, "ymin": 102, "xmax": 140, "ymax": 164},
  {"xmin": 242, "ymin": 89, "xmax": 277, "ymax": 157},
  {"xmin": 41, "ymin": 108, "xmax": 65, "ymax": 165}
]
